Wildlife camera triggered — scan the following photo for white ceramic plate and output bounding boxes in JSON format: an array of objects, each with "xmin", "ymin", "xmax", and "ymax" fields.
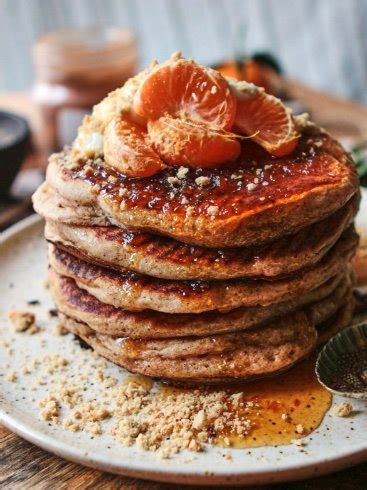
[{"xmin": 0, "ymin": 196, "xmax": 366, "ymax": 486}]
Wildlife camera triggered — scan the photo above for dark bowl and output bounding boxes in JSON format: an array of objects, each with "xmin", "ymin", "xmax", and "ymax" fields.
[{"xmin": 0, "ymin": 111, "xmax": 30, "ymax": 197}]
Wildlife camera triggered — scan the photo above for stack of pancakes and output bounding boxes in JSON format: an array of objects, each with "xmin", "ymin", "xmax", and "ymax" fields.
[{"xmin": 33, "ymin": 120, "xmax": 360, "ymax": 384}]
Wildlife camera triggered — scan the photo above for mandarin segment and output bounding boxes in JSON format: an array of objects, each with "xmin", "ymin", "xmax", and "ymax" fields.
[
  {"xmin": 133, "ymin": 54, "xmax": 237, "ymax": 130},
  {"xmin": 148, "ymin": 116, "xmax": 241, "ymax": 168},
  {"xmin": 103, "ymin": 119, "xmax": 165, "ymax": 178},
  {"xmin": 231, "ymin": 80, "xmax": 298, "ymax": 157}
]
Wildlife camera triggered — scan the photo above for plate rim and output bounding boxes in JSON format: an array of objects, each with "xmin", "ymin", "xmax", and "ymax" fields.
[
  {"xmin": 0, "ymin": 212, "xmax": 42, "ymax": 242},
  {"xmin": 1, "ymin": 404, "xmax": 366, "ymax": 486},
  {"xmin": 0, "ymin": 212, "xmax": 366, "ymax": 486}
]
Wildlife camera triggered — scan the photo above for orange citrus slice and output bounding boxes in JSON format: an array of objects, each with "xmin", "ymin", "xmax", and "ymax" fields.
[
  {"xmin": 133, "ymin": 53, "xmax": 237, "ymax": 130},
  {"xmin": 231, "ymin": 81, "xmax": 298, "ymax": 157},
  {"xmin": 103, "ymin": 119, "xmax": 165, "ymax": 178},
  {"xmin": 148, "ymin": 115, "xmax": 241, "ymax": 168}
]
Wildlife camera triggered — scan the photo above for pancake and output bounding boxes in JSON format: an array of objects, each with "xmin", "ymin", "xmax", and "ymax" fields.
[
  {"xmin": 39, "ymin": 123, "xmax": 359, "ymax": 248},
  {"xmin": 32, "ymin": 58, "xmax": 359, "ymax": 386},
  {"xmin": 48, "ymin": 227, "xmax": 358, "ymax": 313},
  {"xmin": 33, "ymin": 182, "xmax": 109, "ymax": 227},
  {"xmin": 316, "ymin": 294, "xmax": 355, "ymax": 345},
  {"xmin": 49, "ymin": 268, "xmax": 348, "ymax": 339},
  {"xmin": 307, "ymin": 279, "xmax": 352, "ymax": 325},
  {"xmin": 57, "ymin": 294, "xmax": 354, "ymax": 384},
  {"xmin": 59, "ymin": 310, "xmax": 317, "ymax": 383},
  {"xmin": 44, "ymin": 195, "xmax": 358, "ymax": 280}
]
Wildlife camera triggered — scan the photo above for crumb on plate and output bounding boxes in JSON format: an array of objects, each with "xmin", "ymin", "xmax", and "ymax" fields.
[{"xmin": 331, "ymin": 402, "xmax": 353, "ymax": 417}]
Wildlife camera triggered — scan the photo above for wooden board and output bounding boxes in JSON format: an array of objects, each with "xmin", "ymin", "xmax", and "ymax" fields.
[{"xmin": 1, "ymin": 83, "xmax": 367, "ymax": 488}]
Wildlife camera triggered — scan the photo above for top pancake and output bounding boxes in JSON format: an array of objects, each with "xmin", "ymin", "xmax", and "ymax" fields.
[{"xmin": 41, "ymin": 122, "xmax": 358, "ymax": 248}]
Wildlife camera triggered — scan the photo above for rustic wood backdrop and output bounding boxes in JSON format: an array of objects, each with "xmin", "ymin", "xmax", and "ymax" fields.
[{"xmin": 0, "ymin": 0, "xmax": 367, "ymax": 102}]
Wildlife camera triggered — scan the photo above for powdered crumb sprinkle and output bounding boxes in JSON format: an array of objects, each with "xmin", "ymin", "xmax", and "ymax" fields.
[
  {"xmin": 177, "ymin": 166, "xmax": 189, "ymax": 179},
  {"xmin": 246, "ymin": 183, "xmax": 257, "ymax": 192},
  {"xmin": 8, "ymin": 311, "xmax": 39, "ymax": 334},
  {"xmin": 331, "ymin": 403, "xmax": 353, "ymax": 417},
  {"xmin": 167, "ymin": 176, "xmax": 180, "ymax": 186},
  {"xmin": 207, "ymin": 205, "xmax": 219, "ymax": 216},
  {"xmin": 195, "ymin": 176, "xmax": 210, "ymax": 186}
]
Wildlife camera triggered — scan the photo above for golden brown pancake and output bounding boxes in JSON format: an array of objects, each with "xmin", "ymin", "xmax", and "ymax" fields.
[
  {"xmin": 57, "ymin": 294, "xmax": 354, "ymax": 384},
  {"xmin": 33, "ymin": 182, "xmax": 109, "ymax": 227},
  {"xmin": 44, "ymin": 194, "xmax": 358, "ymax": 280},
  {"xmin": 31, "ymin": 65, "xmax": 359, "ymax": 387},
  {"xmin": 59, "ymin": 310, "xmax": 317, "ymax": 383},
  {"xmin": 48, "ymin": 227, "xmax": 357, "ymax": 313},
  {"xmin": 49, "ymin": 268, "xmax": 349, "ymax": 339},
  {"xmin": 38, "ymin": 123, "xmax": 359, "ymax": 248},
  {"xmin": 316, "ymin": 294, "xmax": 355, "ymax": 345}
]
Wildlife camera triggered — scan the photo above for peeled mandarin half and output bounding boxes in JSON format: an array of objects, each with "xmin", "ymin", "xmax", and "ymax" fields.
[
  {"xmin": 148, "ymin": 116, "xmax": 241, "ymax": 168},
  {"xmin": 103, "ymin": 119, "xmax": 165, "ymax": 178},
  {"xmin": 231, "ymin": 80, "xmax": 298, "ymax": 157},
  {"xmin": 133, "ymin": 54, "xmax": 237, "ymax": 130}
]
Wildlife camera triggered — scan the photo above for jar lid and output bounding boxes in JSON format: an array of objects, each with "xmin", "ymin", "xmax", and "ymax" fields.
[{"xmin": 33, "ymin": 26, "xmax": 137, "ymax": 83}]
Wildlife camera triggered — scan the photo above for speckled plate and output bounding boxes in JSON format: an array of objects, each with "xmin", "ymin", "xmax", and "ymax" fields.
[{"xmin": 0, "ymin": 194, "xmax": 367, "ymax": 486}]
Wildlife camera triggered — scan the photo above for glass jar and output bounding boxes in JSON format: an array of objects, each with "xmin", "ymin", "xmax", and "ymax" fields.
[{"xmin": 32, "ymin": 26, "xmax": 137, "ymax": 156}]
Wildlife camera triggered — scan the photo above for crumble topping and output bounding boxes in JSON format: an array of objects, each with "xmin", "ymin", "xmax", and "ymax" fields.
[
  {"xmin": 2, "ymin": 325, "xmax": 255, "ymax": 460},
  {"xmin": 331, "ymin": 402, "xmax": 353, "ymax": 417},
  {"xmin": 246, "ymin": 183, "xmax": 257, "ymax": 192},
  {"xmin": 186, "ymin": 206, "xmax": 194, "ymax": 217},
  {"xmin": 294, "ymin": 112, "xmax": 310, "ymax": 129},
  {"xmin": 195, "ymin": 176, "xmax": 210, "ymax": 187},
  {"xmin": 39, "ymin": 395, "xmax": 60, "ymax": 422},
  {"xmin": 82, "ymin": 165, "xmax": 94, "ymax": 177},
  {"xmin": 207, "ymin": 205, "xmax": 219, "ymax": 216},
  {"xmin": 5, "ymin": 371, "xmax": 17, "ymax": 382},
  {"xmin": 111, "ymin": 381, "xmax": 254, "ymax": 458},
  {"xmin": 177, "ymin": 166, "xmax": 189, "ymax": 179},
  {"xmin": 107, "ymin": 175, "xmax": 118, "ymax": 184},
  {"xmin": 8, "ymin": 311, "xmax": 39, "ymax": 334},
  {"xmin": 167, "ymin": 176, "xmax": 180, "ymax": 186},
  {"xmin": 291, "ymin": 438, "xmax": 305, "ymax": 446}
]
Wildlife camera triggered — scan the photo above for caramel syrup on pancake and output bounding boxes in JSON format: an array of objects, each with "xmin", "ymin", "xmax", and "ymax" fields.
[
  {"xmin": 147, "ymin": 357, "xmax": 331, "ymax": 448},
  {"xmin": 76, "ymin": 131, "xmax": 346, "ymax": 220}
]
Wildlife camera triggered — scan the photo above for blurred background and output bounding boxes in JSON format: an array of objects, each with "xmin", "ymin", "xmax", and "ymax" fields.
[
  {"xmin": 1, "ymin": 0, "xmax": 367, "ymax": 101},
  {"xmin": 0, "ymin": 0, "xmax": 367, "ymax": 227}
]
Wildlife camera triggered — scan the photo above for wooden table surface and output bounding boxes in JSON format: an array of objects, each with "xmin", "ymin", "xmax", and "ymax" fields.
[{"xmin": 1, "ymin": 82, "xmax": 367, "ymax": 489}]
